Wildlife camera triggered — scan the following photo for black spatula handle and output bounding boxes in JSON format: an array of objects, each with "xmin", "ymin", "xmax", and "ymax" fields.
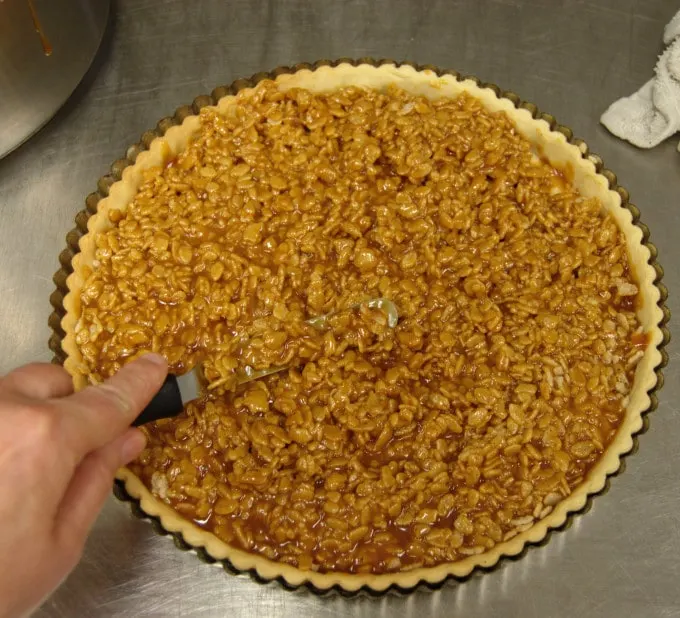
[{"xmin": 133, "ymin": 374, "xmax": 184, "ymax": 427}]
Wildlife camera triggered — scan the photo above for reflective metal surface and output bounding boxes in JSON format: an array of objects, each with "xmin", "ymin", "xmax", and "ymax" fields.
[
  {"xmin": 0, "ymin": 0, "xmax": 678, "ymax": 616},
  {"xmin": 0, "ymin": 0, "xmax": 110, "ymax": 158}
]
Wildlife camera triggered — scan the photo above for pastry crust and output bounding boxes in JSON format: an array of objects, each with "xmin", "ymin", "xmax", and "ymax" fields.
[{"xmin": 60, "ymin": 63, "xmax": 666, "ymax": 592}]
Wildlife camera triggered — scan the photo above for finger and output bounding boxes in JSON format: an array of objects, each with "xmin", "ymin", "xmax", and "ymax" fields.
[
  {"xmin": 53, "ymin": 428, "xmax": 147, "ymax": 554},
  {"xmin": 59, "ymin": 353, "xmax": 167, "ymax": 455},
  {"xmin": 0, "ymin": 363, "xmax": 74, "ymax": 400}
]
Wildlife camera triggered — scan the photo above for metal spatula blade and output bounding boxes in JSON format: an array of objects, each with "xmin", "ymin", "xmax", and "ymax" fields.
[{"xmin": 132, "ymin": 298, "xmax": 398, "ymax": 427}]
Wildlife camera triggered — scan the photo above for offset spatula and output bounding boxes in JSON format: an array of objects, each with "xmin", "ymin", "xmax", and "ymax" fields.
[{"xmin": 133, "ymin": 298, "xmax": 398, "ymax": 426}]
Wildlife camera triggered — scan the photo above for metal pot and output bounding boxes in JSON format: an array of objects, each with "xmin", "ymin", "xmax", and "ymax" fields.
[{"xmin": 0, "ymin": 0, "xmax": 110, "ymax": 159}]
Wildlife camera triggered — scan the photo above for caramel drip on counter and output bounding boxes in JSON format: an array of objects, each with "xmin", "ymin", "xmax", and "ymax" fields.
[{"xmin": 27, "ymin": 0, "xmax": 52, "ymax": 56}]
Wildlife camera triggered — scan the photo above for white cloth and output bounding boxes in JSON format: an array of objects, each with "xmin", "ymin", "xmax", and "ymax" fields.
[{"xmin": 601, "ymin": 10, "xmax": 680, "ymax": 150}]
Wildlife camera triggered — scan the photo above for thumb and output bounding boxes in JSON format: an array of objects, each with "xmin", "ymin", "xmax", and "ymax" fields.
[{"xmin": 60, "ymin": 353, "xmax": 168, "ymax": 457}]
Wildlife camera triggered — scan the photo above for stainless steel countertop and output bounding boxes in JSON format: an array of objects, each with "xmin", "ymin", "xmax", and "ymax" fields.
[{"xmin": 1, "ymin": 0, "xmax": 678, "ymax": 616}]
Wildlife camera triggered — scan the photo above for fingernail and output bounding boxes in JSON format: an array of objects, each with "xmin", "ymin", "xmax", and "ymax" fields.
[
  {"xmin": 121, "ymin": 430, "xmax": 147, "ymax": 464},
  {"xmin": 142, "ymin": 353, "xmax": 167, "ymax": 367}
]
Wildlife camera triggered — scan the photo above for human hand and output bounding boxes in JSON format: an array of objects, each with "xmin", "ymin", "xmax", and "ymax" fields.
[{"xmin": 0, "ymin": 354, "xmax": 168, "ymax": 618}]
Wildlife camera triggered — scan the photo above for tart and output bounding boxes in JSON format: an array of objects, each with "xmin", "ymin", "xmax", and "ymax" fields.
[{"xmin": 56, "ymin": 62, "xmax": 667, "ymax": 592}]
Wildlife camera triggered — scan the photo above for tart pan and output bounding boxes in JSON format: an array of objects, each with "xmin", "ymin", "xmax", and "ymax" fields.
[{"xmin": 48, "ymin": 58, "xmax": 670, "ymax": 595}]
